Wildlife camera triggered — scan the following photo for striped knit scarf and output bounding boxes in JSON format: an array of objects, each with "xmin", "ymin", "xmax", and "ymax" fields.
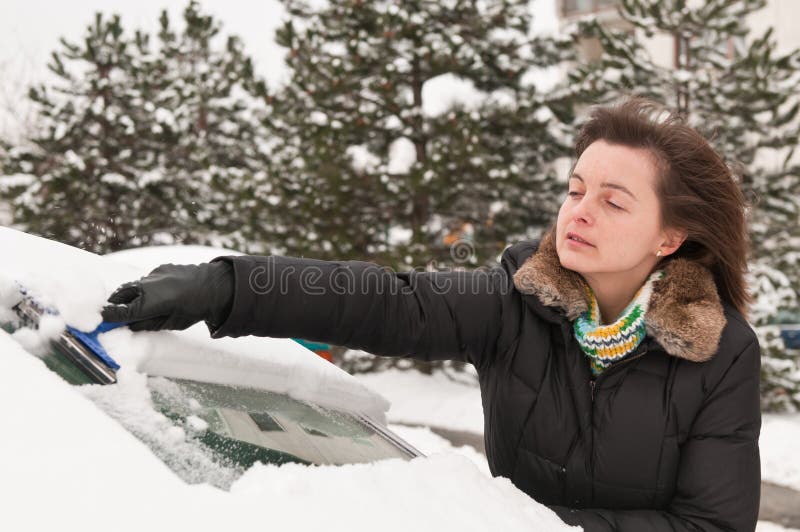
[{"xmin": 573, "ymin": 269, "xmax": 665, "ymax": 377}]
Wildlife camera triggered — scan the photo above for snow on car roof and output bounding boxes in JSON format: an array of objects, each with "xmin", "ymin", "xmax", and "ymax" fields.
[{"xmin": 0, "ymin": 227, "xmax": 389, "ymax": 421}]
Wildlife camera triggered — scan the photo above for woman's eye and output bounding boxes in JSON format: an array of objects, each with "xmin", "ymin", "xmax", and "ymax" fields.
[
  {"xmin": 567, "ymin": 191, "xmax": 581, "ymax": 197},
  {"xmin": 607, "ymin": 201, "xmax": 623, "ymax": 210}
]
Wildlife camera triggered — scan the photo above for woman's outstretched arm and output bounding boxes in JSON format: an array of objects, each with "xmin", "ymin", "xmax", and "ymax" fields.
[{"xmin": 206, "ymin": 253, "xmax": 516, "ymax": 369}]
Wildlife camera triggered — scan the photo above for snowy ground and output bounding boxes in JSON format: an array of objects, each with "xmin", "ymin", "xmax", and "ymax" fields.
[
  {"xmin": 760, "ymin": 525, "xmax": 800, "ymax": 532},
  {"xmin": 761, "ymin": 412, "xmax": 800, "ymax": 492},
  {"xmin": 354, "ymin": 367, "xmax": 484, "ymax": 434}
]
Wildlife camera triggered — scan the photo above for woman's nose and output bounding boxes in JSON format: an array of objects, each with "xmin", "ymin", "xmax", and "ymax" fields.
[{"xmin": 572, "ymin": 198, "xmax": 595, "ymax": 224}]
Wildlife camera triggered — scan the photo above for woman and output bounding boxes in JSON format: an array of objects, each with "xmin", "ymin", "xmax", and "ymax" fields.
[{"xmin": 103, "ymin": 97, "xmax": 761, "ymax": 531}]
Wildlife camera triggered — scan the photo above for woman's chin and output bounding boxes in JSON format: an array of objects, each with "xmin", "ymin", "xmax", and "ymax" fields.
[{"xmin": 557, "ymin": 247, "xmax": 595, "ymax": 272}]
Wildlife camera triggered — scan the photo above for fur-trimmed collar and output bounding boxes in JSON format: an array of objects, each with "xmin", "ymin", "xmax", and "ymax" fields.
[{"xmin": 512, "ymin": 231, "xmax": 726, "ymax": 363}]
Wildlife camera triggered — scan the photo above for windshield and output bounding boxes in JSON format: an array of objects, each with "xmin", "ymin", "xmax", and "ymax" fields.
[
  {"xmin": 79, "ymin": 374, "xmax": 416, "ymax": 489},
  {"xmin": 2, "ymin": 318, "xmax": 419, "ymax": 490},
  {"xmin": 148, "ymin": 377, "xmax": 415, "ymax": 467}
]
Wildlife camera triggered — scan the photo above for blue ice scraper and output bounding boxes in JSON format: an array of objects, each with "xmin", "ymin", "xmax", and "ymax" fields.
[{"xmin": 11, "ymin": 285, "xmax": 125, "ymax": 384}]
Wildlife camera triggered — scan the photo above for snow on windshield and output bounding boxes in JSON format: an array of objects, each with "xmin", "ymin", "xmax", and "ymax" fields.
[
  {"xmin": 0, "ymin": 227, "xmax": 389, "ymax": 420},
  {"xmin": 0, "ymin": 228, "xmax": 585, "ymax": 531},
  {"xmin": 0, "ymin": 298, "xmax": 578, "ymax": 532}
]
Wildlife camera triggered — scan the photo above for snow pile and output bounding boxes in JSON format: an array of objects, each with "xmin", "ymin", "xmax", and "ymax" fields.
[
  {"xmin": 231, "ymin": 453, "xmax": 575, "ymax": 532},
  {"xmin": 0, "ymin": 329, "xmax": 221, "ymax": 531},
  {"xmin": 0, "ymin": 229, "xmax": 133, "ymax": 332}
]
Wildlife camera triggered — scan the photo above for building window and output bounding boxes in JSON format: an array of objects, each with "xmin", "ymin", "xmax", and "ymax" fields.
[{"xmin": 249, "ymin": 412, "xmax": 285, "ymax": 432}]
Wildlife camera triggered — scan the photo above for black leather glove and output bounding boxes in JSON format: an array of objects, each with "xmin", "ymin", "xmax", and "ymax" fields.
[{"xmin": 101, "ymin": 261, "xmax": 235, "ymax": 332}]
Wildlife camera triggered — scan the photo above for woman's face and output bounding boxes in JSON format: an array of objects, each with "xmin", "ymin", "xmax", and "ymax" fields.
[{"xmin": 556, "ymin": 139, "xmax": 673, "ymax": 277}]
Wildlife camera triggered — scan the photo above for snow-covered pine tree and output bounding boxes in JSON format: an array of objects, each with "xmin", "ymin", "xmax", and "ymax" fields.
[
  {"xmin": 0, "ymin": 138, "xmax": 8, "ymax": 175},
  {"xmin": 0, "ymin": 14, "xmax": 160, "ymax": 252},
  {"xmin": 269, "ymin": 0, "xmax": 579, "ymax": 269},
  {"xmin": 0, "ymin": 3, "xmax": 275, "ymax": 253},
  {"xmin": 563, "ymin": 0, "xmax": 800, "ymax": 410},
  {"xmin": 146, "ymin": 2, "xmax": 276, "ymax": 253}
]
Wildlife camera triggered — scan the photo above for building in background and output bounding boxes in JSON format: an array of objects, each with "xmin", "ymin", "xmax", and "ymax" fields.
[{"xmin": 557, "ymin": 0, "xmax": 800, "ymax": 67}]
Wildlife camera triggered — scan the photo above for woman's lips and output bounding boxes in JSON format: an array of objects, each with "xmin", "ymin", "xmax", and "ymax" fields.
[{"xmin": 566, "ymin": 235, "xmax": 595, "ymax": 248}]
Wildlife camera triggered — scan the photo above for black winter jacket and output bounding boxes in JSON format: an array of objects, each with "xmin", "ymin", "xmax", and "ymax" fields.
[{"xmin": 209, "ymin": 232, "xmax": 761, "ymax": 531}]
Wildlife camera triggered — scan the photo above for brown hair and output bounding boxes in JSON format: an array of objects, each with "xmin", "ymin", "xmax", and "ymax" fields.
[{"xmin": 550, "ymin": 95, "xmax": 753, "ymax": 318}]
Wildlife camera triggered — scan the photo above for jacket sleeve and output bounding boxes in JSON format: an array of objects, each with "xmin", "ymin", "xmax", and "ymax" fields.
[
  {"xmin": 205, "ymin": 252, "xmax": 515, "ymax": 369},
  {"xmin": 548, "ymin": 338, "xmax": 762, "ymax": 532}
]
